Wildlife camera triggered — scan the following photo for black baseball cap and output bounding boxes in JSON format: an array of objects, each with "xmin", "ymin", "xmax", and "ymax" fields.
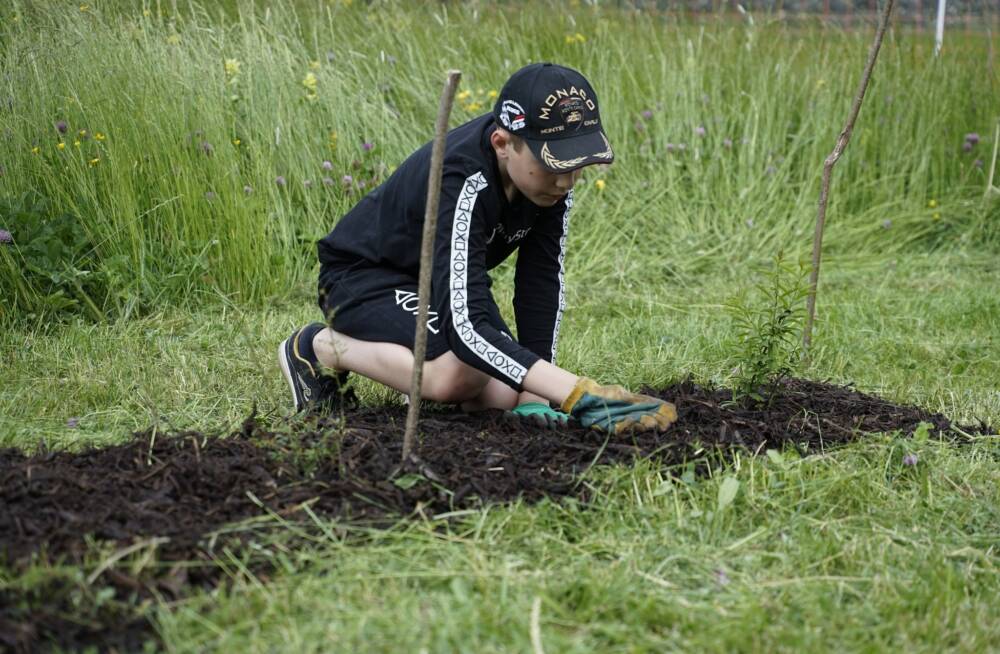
[{"xmin": 493, "ymin": 62, "xmax": 614, "ymax": 173}]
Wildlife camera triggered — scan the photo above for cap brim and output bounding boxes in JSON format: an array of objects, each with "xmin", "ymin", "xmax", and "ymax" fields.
[{"xmin": 525, "ymin": 130, "xmax": 615, "ymax": 173}]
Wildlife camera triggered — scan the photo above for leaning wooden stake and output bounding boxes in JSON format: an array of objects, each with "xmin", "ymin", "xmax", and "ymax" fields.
[
  {"xmin": 402, "ymin": 70, "xmax": 462, "ymax": 463},
  {"xmin": 803, "ymin": 0, "xmax": 895, "ymax": 360}
]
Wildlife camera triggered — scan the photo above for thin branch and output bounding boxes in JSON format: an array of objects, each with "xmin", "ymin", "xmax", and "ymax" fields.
[
  {"xmin": 803, "ymin": 0, "xmax": 896, "ymax": 359},
  {"xmin": 402, "ymin": 70, "xmax": 462, "ymax": 463}
]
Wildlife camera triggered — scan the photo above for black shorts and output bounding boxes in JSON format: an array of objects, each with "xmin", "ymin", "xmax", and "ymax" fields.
[{"xmin": 318, "ymin": 261, "xmax": 513, "ymax": 360}]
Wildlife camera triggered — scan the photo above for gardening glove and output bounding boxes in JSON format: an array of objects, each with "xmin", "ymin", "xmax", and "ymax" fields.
[
  {"xmin": 504, "ymin": 402, "xmax": 570, "ymax": 429},
  {"xmin": 561, "ymin": 377, "xmax": 678, "ymax": 435}
]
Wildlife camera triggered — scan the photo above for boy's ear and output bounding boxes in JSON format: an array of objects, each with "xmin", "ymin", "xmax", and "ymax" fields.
[{"xmin": 490, "ymin": 129, "xmax": 511, "ymax": 159}]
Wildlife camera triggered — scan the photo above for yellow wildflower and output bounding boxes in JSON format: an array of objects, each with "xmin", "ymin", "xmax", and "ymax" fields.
[
  {"xmin": 328, "ymin": 131, "xmax": 338, "ymax": 151},
  {"xmin": 166, "ymin": 34, "xmax": 180, "ymax": 45},
  {"xmin": 457, "ymin": 90, "xmax": 472, "ymax": 102},
  {"xmin": 302, "ymin": 72, "xmax": 318, "ymax": 93},
  {"xmin": 467, "ymin": 101, "xmax": 483, "ymax": 112},
  {"xmin": 595, "ymin": 179, "xmax": 606, "ymax": 191},
  {"xmin": 80, "ymin": 4, "xmax": 89, "ymax": 11},
  {"xmin": 143, "ymin": 9, "xmax": 151, "ymax": 16},
  {"xmin": 575, "ymin": 33, "xmax": 586, "ymax": 43},
  {"xmin": 31, "ymin": 146, "xmax": 40, "ymax": 154},
  {"xmin": 232, "ymin": 138, "xmax": 241, "ymax": 146},
  {"xmin": 88, "ymin": 157, "xmax": 100, "ymax": 166},
  {"xmin": 309, "ymin": 60, "xmax": 321, "ymax": 71},
  {"xmin": 927, "ymin": 198, "xmax": 937, "ymax": 208},
  {"xmin": 78, "ymin": 129, "xmax": 87, "ymax": 137},
  {"xmin": 94, "ymin": 132, "xmax": 105, "ymax": 141},
  {"xmin": 74, "ymin": 140, "xmax": 81, "ymax": 147},
  {"xmin": 487, "ymin": 89, "xmax": 498, "ymax": 100},
  {"xmin": 224, "ymin": 58, "xmax": 241, "ymax": 77},
  {"xmin": 57, "ymin": 142, "xmax": 66, "ymax": 150},
  {"xmin": 932, "ymin": 211, "xmax": 941, "ymax": 220}
]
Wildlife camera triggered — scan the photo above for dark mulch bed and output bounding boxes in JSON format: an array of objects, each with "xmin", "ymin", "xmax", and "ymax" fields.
[{"xmin": 0, "ymin": 378, "xmax": 991, "ymax": 652}]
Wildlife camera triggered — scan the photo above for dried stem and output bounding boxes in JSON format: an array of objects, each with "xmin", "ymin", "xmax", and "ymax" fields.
[
  {"xmin": 402, "ymin": 70, "xmax": 462, "ymax": 463},
  {"xmin": 803, "ymin": 0, "xmax": 896, "ymax": 360}
]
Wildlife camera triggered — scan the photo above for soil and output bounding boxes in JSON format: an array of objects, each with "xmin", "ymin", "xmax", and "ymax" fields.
[{"xmin": 0, "ymin": 377, "xmax": 992, "ymax": 653}]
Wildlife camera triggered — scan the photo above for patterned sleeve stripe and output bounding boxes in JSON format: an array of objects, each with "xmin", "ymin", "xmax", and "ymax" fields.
[
  {"xmin": 449, "ymin": 172, "xmax": 529, "ymax": 385},
  {"xmin": 550, "ymin": 189, "xmax": 572, "ymax": 365}
]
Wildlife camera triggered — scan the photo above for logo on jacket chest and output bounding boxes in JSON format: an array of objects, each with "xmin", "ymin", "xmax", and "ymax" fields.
[{"xmin": 486, "ymin": 222, "xmax": 531, "ymax": 245}]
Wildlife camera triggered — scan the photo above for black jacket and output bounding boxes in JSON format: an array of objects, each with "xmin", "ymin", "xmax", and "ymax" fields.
[{"xmin": 318, "ymin": 114, "xmax": 571, "ymax": 391}]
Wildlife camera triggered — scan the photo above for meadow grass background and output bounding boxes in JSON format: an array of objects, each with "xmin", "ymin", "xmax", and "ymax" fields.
[{"xmin": 1, "ymin": 1, "xmax": 999, "ymax": 652}]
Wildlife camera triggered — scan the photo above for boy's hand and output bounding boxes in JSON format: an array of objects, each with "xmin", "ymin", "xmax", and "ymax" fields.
[
  {"xmin": 505, "ymin": 402, "xmax": 570, "ymax": 429},
  {"xmin": 561, "ymin": 377, "xmax": 677, "ymax": 434}
]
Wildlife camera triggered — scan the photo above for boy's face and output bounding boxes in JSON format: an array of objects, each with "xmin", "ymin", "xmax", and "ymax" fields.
[{"xmin": 493, "ymin": 131, "xmax": 585, "ymax": 207}]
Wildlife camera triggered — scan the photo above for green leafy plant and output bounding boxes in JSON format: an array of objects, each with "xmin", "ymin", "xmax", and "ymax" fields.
[
  {"xmin": 0, "ymin": 192, "xmax": 109, "ymax": 321},
  {"xmin": 723, "ymin": 253, "xmax": 809, "ymax": 407}
]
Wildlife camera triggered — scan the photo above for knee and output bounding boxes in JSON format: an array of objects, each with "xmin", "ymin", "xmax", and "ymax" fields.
[{"xmin": 423, "ymin": 355, "xmax": 489, "ymax": 403}]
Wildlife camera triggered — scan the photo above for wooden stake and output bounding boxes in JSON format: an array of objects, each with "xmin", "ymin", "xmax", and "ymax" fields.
[
  {"xmin": 803, "ymin": 0, "xmax": 895, "ymax": 360},
  {"xmin": 402, "ymin": 70, "xmax": 461, "ymax": 463}
]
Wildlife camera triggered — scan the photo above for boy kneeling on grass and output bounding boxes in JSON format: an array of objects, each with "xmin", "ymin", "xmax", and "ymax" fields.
[{"xmin": 279, "ymin": 63, "xmax": 676, "ymax": 434}]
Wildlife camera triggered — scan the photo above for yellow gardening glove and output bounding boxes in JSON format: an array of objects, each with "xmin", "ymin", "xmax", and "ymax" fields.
[{"xmin": 561, "ymin": 377, "xmax": 677, "ymax": 435}]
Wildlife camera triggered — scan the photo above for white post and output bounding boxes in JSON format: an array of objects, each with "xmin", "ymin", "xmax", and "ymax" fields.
[{"xmin": 935, "ymin": 0, "xmax": 947, "ymax": 56}]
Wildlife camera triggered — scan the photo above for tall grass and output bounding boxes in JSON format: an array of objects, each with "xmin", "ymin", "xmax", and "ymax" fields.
[{"xmin": 1, "ymin": 1, "xmax": 996, "ymax": 323}]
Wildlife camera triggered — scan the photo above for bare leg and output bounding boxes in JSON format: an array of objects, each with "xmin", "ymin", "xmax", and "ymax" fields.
[
  {"xmin": 460, "ymin": 377, "xmax": 519, "ymax": 412},
  {"xmin": 313, "ymin": 327, "xmax": 512, "ymax": 406}
]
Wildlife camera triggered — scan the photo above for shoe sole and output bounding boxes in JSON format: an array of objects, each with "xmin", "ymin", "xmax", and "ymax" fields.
[{"xmin": 277, "ymin": 337, "xmax": 303, "ymax": 412}]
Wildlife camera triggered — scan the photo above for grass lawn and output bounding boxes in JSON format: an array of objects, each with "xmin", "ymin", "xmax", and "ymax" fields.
[{"xmin": 1, "ymin": 1, "xmax": 999, "ymax": 652}]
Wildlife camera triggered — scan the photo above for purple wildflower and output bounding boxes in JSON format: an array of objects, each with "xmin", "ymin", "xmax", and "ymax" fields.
[
  {"xmin": 745, "ymin": 219, "xmax": 754, "ymax": 228},
  {"xmin": 322, "ymin": 159, "xmax": 333, "ymax": 171},
  {"xmin": 362, "ymin": 142, "xmax": 374, "ymax": 152},
  {"xmin": 67, "ymin": 417, "xmax": 79, "ymax": 428},
  {"xmin": 665, "ymin": 143, "xmax": 675, "ymax": 152},
  {"xmin": 322, "ymin": 176, "xmax": 334, "ymax": 186},
  {"xmin": 723, "ymin": 138, "xmax": 733, "ymax": 148},
  {"xmin": 715, "ymin": 569, "xmax": 730, "ymax": 586},
  {"xmin": 342, "ymin": 174, "xmax": 354, "ymax": 186},
  {"xmin": 204, "ymin": 191, "xmax": 216, "ymax": 200},
  {"xmin": 695, "ymin": 125, "xmax": 706, "ymax": 137},
  {"xmin": 303, "ymin": 179, "xmax": 312, "ymax": 188},
  {"xmin": 275, "ymin": 175, "xmax": 286, "ymax": 187},
  {"xmin": 243, "ymin": 184, "xmax": 253, "ymax": 195},
  {"xmin": 965, "ymin": 132, "xmax": 980, "ymax": 146},
  {"xmin": 641, "ymin": 109, "xmax": 653, "ymax": 120},
  {"xmin": 765, "ymin": 165, "xmax": 777, "ymax": 176},
  {"xmin": 962, "ymin": 141, "xmax": 973, "ymax": 153},
  {"xmin": 902, "ymin": 453, "xmax": 918, "ymax": 466},
  {"xmin": 55, "ymin": 120, "xmax": 68, "ymax": 134},
  {"xmin": 357, "ymin": 180, "xmax": 366, "ymax": 190},
  {"xmin": 882, "ymin": 219, "xmax": 892, "ymax": 229},
  {"xmin": 974, "ymin": 159, "xmax": 984, "ymax": 168},
  {"xmin": 634, "ymin": 121, "xmax": 645, "ymax": 132},
  {"xmin": 0, "ymin": 228, "xmax": 12, "ymax": 244},
  {"xmin": 200, "ymin": 141, "xmax": 214, "ymax": 156}
]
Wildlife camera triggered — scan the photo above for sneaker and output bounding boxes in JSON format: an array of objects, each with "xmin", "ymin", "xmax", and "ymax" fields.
[{"xmin": 278, "ymin": 323, "xmax": 358, "ymax": 413}]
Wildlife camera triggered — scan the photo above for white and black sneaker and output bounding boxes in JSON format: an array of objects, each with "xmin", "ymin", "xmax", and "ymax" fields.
[{"xmin": 278, "ymin": 323, "xmax": 357, "ymax": 414}]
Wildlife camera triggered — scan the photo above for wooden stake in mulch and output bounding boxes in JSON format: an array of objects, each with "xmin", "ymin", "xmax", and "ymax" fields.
[
  {"xmin": 402, "ymin": 70, "xmax": 462, "ymax": 463},
  {"xmin": 803, "ymin": 0, "xmax": 896, "ymax": 360}
]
